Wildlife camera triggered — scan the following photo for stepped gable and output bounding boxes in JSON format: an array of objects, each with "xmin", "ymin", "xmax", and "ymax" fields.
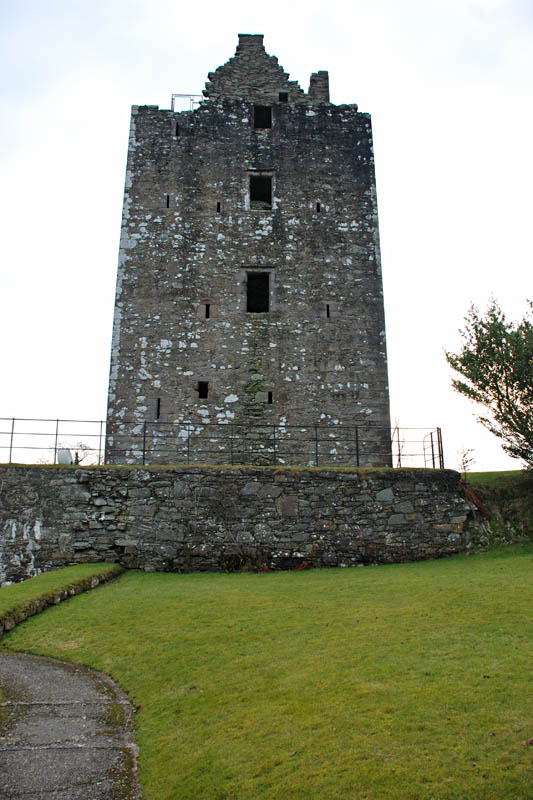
[{"xmin": 203, "ymin": 33, "xmax": 328, "ymax": 104}]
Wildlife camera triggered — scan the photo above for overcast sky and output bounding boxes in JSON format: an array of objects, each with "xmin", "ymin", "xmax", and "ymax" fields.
[{"xmin": 1, "ymin": 0, "xmax": 531, "ymax": 470}]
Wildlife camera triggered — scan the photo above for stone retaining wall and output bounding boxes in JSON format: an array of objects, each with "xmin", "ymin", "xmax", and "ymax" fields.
[{"xmin": 0, "ymin": 465, "xmax": 484, "ymax": 584}]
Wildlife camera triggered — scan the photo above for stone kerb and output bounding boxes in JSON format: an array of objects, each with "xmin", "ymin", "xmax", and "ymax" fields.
[{"xmin": 0, "ymin": 465, "xmax": 484, "ymax": 583}]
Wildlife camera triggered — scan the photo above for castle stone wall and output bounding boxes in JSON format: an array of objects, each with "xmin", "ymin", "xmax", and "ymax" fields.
[
  {"xmin": 0, "ymin": 465, "xmax": 483, "ymax": 584},
  {"xmin": 106, "ymin": 35, "xmax": 391, "ymax": 466}
]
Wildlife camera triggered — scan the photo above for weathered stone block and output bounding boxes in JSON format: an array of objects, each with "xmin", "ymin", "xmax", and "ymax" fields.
[
  {"xmin": 258, "ymin": 484, "xmax": 283, "ymax": 499},
  {"xmin": 394, "ymin": 501, "xmax": 414, "ymax": 513},
  {"xmin": 274, "ymin": 494, "xmax": 298, "ymax": 517},
  {"xmin": 241, "ymin": 481, "xmax": 260, "ymax": 496},
  {"xmin": 388, "ymin": 514, "xmax": 407, "ymax": 526}
]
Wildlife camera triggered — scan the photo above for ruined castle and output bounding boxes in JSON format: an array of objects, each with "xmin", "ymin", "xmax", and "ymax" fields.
[{"xmin": 106, "ymin": 34, "xmax": 391, "ymax": 466}]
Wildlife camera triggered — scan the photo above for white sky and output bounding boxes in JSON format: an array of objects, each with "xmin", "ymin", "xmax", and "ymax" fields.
[{"xmin": 1, "ymin": 0, "xmax": 531, "ymax": 471}]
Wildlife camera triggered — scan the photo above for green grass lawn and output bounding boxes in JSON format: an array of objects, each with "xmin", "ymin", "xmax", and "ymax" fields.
[
  {"xmin": 1, "ymin": 548, "xmax": 533, "ymax": 800},
  {"xmin": 468, "ymin": 469, "xmax": 532, "ymax": 491}
]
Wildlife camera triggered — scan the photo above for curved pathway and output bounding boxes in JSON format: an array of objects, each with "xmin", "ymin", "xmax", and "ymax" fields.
[{"xmin": 0, "ymin": 652, "xmax": 141, "ymax": 799}]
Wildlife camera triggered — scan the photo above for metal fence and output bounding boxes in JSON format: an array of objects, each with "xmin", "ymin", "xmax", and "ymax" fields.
[
  {"xmin": 1, "ymin": 418, "xmax": 106, "ymax": 466},
  {"xmin": 170, "ymin": 93, "xmax": 203, "ymax": 111},
  {"xmin": 1, "ymin": 417, "xmax": 444, "ymax": 469}
]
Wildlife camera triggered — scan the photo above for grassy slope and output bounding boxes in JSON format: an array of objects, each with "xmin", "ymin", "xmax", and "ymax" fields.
[
  {"xmin": 2, "ymin": 549, "xmax": 533, "ymax": 800},
  {"xmin": 467, "ymin": 470, "xmax": 533, "ymax": 541}
]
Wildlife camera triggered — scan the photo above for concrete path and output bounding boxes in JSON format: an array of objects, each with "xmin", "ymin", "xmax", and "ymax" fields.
[{"xmin": 0, "ymin": 652, "xmax": 141, "ymax": 799}]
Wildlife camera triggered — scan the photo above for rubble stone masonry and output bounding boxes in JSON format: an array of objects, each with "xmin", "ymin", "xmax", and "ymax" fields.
[
  {"xmin": 0, "ymin": 465, "xmax": 486, "ymax": 584},
  {"xmin": 106, "ymin": 34, "xmax": 391, "ymax": 465}
]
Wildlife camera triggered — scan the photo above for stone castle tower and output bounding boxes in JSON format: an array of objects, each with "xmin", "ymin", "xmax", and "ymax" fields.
[{"xmin": 106, "ymin": 34, "xmax": 392, "ymax": 465}]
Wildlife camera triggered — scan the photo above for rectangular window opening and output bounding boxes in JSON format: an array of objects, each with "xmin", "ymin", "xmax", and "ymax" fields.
[
  {"xmin": 326, "ymin": 303, "xmax": 330, "ymax": 318},
  {"xmin": 254, "ymin": 105, "xmax": 272, "ymax": 129},
  {"xmin": 278, "ymin": 92, "xmax": 288, "ymax": 103},
  {"xmin": 250, "ymin": 175, "xmax": 272, "ymax": 209},
  {"xmin": 216, "ymin": 201, "xmax": 221, "ymax": 213},
  {"xmin": 267, "ymin": 391, "xmax": 273, "ymax": 404},
  {"xmin": 316, "ymin": 202, "xmax": 321, "ymax": 213},
  {"xmin": 166, "ymin": 194, "xmax": 170, "ymax": 208},
  {"xmin": 205, "ymin": 303, "xmax": 210, "ymax": 319},
  {"xmin": 247, "ymin": 272, "xmax": 270, "ymax": 313},
  {"xmin": 156, "ymin": 397, "xmax": 161, "ymax": 419},
  {"xmin": 175, "ymin": 122, "xmax": 179, "ymax": 137},
  {"xmin": 198, "ymin": 381, "xmax": 209, "ymax": 399}
]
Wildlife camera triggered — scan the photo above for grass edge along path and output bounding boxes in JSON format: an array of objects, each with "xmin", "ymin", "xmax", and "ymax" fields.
[{"xmin": 0, "ymin": 563, "xmax": 123, "ymax": 637}]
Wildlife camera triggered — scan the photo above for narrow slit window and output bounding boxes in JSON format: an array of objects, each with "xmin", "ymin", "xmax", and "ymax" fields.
[
  {"xmin": 156, "ymin": 398, "xmax": 161, "ymax": 419},
  {"xmin": 254, "ymin": 105, "xmax": 272, "ymax": 128},
  {"xmin": 216, "ymin": 201, "xmax": 221, "ymax": 213},
  {"xmin": 166, "ymin": 194, "xmax": 170, "ymax": 208},
  {"xmin": 250, "ymin": 175, "xmax": 272, "ymax": 209},
  {"xmin": 198, "ymin": 381, "xmax": 209, "ymax": 399},
  {"xmin": 316, "ymin": 202, "xmax": 321, "ymax": 213},
  {"xmin": 278, "ymin": 92, "xmax": 288, "ymax": 103},
  {"xmin": 175, "ymin": 122, "xmax": 179, "ymax": 137},
  {"xmin": 326, "ymin": 303, "xmax": 330, "ymax": 318},
  {"xmin": 247, "ymin": 272, "xmax": 270, "ymax": 312},
  {"xmin": 205, "ymin": 303, "xmax": 210, "ymax": 319},
  {"xmin": 267, "ymin": 391, "xmax": 273, "ymax": 404}
]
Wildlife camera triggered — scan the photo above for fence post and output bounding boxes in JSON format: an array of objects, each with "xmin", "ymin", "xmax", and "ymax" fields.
[
  {"xmin": 430, "ymin": 431, "xmax": 436, "ymax": 469},
  {"xmin": 396, "ymin": 427, "xmax": 402, "ymax": 468},
  {"xmin": 53, "ymin": 419, "xmax": 59, "ymax": 465},
  {"xmin": 437, "ymin": 427, "xmax": 444, "ymax": 469},
  {"xmin": 9, "ymin": 417, "xmax": 15, "ymax": 463},
  {"xmin": 142, "ymin": 422, "xmax": 147, "ymax": 465},
  {"xmin": 355, "ymin": 425, "xmax": 360, "ymax": 467},
  {"xmin": 98, "ymin": 420, "xmax": 104, "ymax": 465}
]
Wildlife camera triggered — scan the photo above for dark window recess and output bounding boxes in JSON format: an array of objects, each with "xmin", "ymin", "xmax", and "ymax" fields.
[
  {"xmin": 175, "ymin": 122, "xmax": 179, "ymax": 137},
  {"xmin": 205, "ymin": 303, "xmax": 210, "ymax": 319},
  {"xmin": 247, "ymin": 272, "xmax": 270, "ymax": 312},
  {"xmin": 316, "ymin": 202, "xmax": 321, "ymax": 213},
  {"xmin": 156, "ymin": 398, "xmax": 161, "ymax": 419},
  {"xmin": 216, "ymin": 201, "xmax": 221, "ymax": 213},
  {"xmin": 267, "ymin": 391, "xmax": 273, "ymax": 404},
  {"xmin": 278, "ymin": 92, "xmax": 288, "ymax": 103},
  {"xmin": 326, "ymin": 303, "xmax": 330, "ymax": 318},
  {"xmin": 254, "ymin": 105, "xmax": 272, "ymax": 128},
  {"xmin": 198, "ymin": 381, "xmax": 209, "ymax": 399},
  {"xmin": 250, "ymin": 175, "xmax": 272, "ymax": 209},
  {"xmin": 166, "ymin": 194, "xmax": 170, "ymax": 208}
]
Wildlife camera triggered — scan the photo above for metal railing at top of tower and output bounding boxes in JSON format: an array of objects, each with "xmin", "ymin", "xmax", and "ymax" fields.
[
  {"xmin": 170, "ymin": 93, "xmax": 203, "ymax": 111},
  {"xmin": 0, "ymin": 417, "xmax": 445, "ymax": 470}
]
